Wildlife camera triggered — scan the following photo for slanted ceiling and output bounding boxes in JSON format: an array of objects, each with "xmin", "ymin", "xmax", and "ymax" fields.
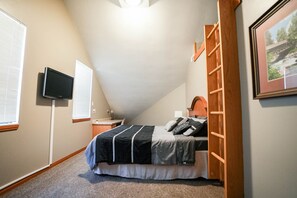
[{"xmin": 64, "ymin": 0, "xmax": 217, "ymax": 121}]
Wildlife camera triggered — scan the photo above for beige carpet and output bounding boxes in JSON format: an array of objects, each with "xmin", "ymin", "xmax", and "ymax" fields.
[{"xmin": 2, "ymin": 152, "xmax": 224, "ymax": 198}]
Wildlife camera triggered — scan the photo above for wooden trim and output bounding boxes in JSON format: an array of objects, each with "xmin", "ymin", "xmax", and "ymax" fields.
[
  {"xmin": 0, "ymin": 166, "xmax": 50, "ymax": 195},
  {"xmin": 193, "ymin": 42, "xmax": 205, "ymax": 62},
  {"xmin": 209, "ymin": 65, "xmax": 222, "ymax": 76},
  {"xmin": 0, "ymin": 124, "xmax": 19, "ymax": 132},
  {"xmin": 206, "ymin": 22, "xmax": 219, "ymax": 39},
  {"xmin": 233, "ymin": 0, "xmax": 242, "ymax": 10},
  {"xmin": 72, "ymin": 118, "xmax": 91, "ymax": 123},
  {"xmin": 210, "ymin": 111, "xmax": 224, "ymax": 115},
  {"xmin": 188, "ymin": 96, "xmax": 208, "ymax": 117},
  {"xmin": 208, "ymin": 43, "xmax": 221, "ymax": 57},
  {"xmin": 211, "ymin": 132, "xmax": 225, "ymax": 139},
  {"xmin": 0, "ymin": 147, "xmax": 86, "ymax": 195},
  {"xmin": 210, "ymin": 88, "xmax": 223, "ymax": 95},
  {"xmin": 211, "ymin": 152, "xmax": 225, "ymax": 164},
  {"xmin": 50, "ymin": 147, "xmax": 86, "ymax": 167}
]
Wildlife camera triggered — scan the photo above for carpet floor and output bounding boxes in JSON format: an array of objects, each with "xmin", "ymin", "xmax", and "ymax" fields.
[{"xmin": 1, "ymin": 152, "xmax": 224, "ymax": 198}]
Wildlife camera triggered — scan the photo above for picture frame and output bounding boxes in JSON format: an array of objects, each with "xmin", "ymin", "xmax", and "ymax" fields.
[{"xmin": 249, "ymin": 0, "xmax": 297, "ymax": 99}]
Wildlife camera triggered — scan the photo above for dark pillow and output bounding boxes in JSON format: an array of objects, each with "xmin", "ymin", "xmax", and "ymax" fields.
[
  {"xmin": 199, "ymin": 121, "xmax": 208, "ymax": 136},
  {"xmin": 172, "ymin": 122, "xmax": 191, "ymax": 135},
  {"xmin": 168, "ymin": 117, "xmax": 184, "ymax": 132},
  {"xmin": 185, "ymin": 118, "xmax": 207, "ymax": 136},
  {"xmin": 177, "ymin": 117, "xmax": 188, "ymax": 126},
  {"xmin": 176, "ymin": 117, "xmax": 184, "ymax": 123}
]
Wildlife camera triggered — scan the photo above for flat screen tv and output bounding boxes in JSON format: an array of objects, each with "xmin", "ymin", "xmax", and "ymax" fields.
[{"xmin": 42, "ymin": 67, "xmax": 74, "ymax": 99}]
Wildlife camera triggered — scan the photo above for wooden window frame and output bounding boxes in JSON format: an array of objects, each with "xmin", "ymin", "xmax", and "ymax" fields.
[{"xmin": 0, "ymin": 10, "xmax": 26, "ymax": 132}]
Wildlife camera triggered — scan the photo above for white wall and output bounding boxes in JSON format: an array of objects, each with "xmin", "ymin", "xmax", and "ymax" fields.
[
  {"xmin": 186, "ymin": 51, "xmax": 208, "ymax": 107},
  {"xmin": 131, "ymin": 45, "xmax": 209, "ymax": 126},
  {"xmin": 0, "ymin": 0, "xmax": 109, "ymax": 188},
  {"xmin": 130, "ymin": 49, "xmax": 208, "ymax": 126},
  {"xmin": 130, "ymin": 83, "xmax": 186, "ymax": 125},
  {"xmin": 236, "ymin": 1, "xmax": 297, "ymax": 197}
]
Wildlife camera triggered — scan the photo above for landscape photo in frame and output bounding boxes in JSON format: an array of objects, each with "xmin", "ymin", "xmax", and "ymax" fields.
[{"xmin": 250, "ymin": 0, "xmax": 297, "ymax": 99}]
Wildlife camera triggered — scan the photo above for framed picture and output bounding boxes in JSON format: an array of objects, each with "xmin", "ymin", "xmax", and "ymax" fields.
[{"xmin": 249, "ymin": 0, "xmax": 297, "ymax": 99}]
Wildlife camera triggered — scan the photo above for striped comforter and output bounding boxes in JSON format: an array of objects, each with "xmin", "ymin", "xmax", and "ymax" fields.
[{"xmin": 85, "ymin": 125, "xmax": 207, "ymax": 170}]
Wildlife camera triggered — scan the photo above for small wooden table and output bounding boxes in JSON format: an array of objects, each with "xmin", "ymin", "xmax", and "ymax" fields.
[{"xmin": 92, "ymin": 119, "xmax": 123, "ymax": 138}]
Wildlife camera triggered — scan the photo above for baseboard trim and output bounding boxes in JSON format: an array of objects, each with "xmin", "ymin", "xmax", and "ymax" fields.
[
  {"xmin": 0, "ymin": 146, "xmax": 86, "ymax": 195},
  {"xmin": 0, "ymin": 165, "xmax": 50, "ymax": 191},
  {"xmin": 51, "ymin": 147, "xmax": 86, "ymax": 167}
]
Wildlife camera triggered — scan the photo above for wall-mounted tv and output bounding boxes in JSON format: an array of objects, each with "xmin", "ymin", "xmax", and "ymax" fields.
[{"xmin": 42, "ymin": 67, "xmax": 74, "ymax": 99}]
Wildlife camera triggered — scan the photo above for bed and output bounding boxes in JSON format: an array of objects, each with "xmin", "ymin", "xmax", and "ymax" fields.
[{"xmin": 85, "ymin": 96, "xmax": 208, "ymax": 180}]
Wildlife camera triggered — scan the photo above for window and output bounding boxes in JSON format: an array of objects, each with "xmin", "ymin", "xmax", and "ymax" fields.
[
  {"xmin": 72, "ymin": 60, "xmax": 93, "ymax": 122},
  {"xmin": 0, "ymin": 10, "xmax": 26, "ymax": 132}
]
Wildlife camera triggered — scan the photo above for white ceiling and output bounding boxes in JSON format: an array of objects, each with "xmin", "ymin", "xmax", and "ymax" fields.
[{"xmin": 64, "ymin": 0, "xmax": 217, "ymax": 121}]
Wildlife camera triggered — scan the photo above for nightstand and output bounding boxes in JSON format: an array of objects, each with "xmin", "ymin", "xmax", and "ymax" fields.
[{"xmin": 92, "ymin": 119, "xmax": 123, "ymax": 138}]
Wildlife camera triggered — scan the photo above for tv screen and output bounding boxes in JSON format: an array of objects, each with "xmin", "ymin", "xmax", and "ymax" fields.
[{"xmin": 42, "ymin": 67, "xmax": 74, "ymax": 99}]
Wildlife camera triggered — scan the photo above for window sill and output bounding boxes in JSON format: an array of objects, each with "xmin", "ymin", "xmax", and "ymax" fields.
[
  {"xmin": 72, "ymin": 118, "xmax": 91, "ymax": 123},
  {"xmin": 0, "ymin": 124, "xmax": 19, "ymax": 132}
]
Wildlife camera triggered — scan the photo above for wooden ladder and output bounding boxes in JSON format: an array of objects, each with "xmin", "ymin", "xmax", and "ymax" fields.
[
  {"xmin": 204, "ymin": 1, "xmax": 244, "ymax": 197},
  {"xmin": 205, "ymin": 22, "xmax": 225, "ymax": 182}
]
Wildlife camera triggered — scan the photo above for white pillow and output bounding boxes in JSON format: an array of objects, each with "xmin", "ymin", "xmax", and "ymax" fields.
[
  {"xmin": 183, "ymin": 126, "xmax": 195, "ymax": 136},
  {"xmin": 191, "ymin": 117, "xmax": 206, "ymax": 123},
  {"xmin": 164, "ymin": 120, "xmax": 177, "ymax": 131}
]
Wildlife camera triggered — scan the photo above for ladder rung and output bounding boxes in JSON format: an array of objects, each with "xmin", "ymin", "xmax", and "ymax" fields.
[
  {"xmin": 210, "ymin": 88, "xmax": 223, "ymax": 95},
  {"xmin": 208, "ymin": 43, "xmax": 220, "ymax": 57},
  {"xmin": 210, "ymin": 111, "xmax": 224, "ymax": 115},
  {"xmin": 209, "ymin": 65, "xmax": 222, "ymax": 76},
  {"xmin": 211, "ymin": 152, "xmax": 225, "ymax": 164},
  {"xmin": 207, "ymin": 22, "xmax": 219, "ymax": 39},
  {"xmin": 211, "ymin": 132, "xmax": 225, "ymax": 139}
]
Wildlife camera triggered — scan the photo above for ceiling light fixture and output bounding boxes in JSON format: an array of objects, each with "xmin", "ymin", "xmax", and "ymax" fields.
[
  {"xmin": 125, "ymin": 0, "xmax": 142, "ymax": 6},
  {"xmin": 119, "ymin": 0, "xmax": 149, "ymax": 8}
]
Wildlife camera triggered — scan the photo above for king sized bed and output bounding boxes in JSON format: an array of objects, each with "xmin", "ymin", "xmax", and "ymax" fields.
[{"xmin": 85, "ymin": 96, "xmax": 208, "ymax": 180}]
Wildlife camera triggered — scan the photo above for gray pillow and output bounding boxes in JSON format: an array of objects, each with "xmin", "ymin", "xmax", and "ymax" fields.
[
  {"xmin": 168, "ymin": 117, "xmax": 184, "ymax": 132},
  {"xmin": 185, "ymin": 118, "xmax": 206, "ymax": 136},
  {"xmin": 172, "ymin": 122, "xmax": 191, "ymax": 135},
  {"xmin": 177, "ymin": 117, "xmax": 188, "ymax": 126}
]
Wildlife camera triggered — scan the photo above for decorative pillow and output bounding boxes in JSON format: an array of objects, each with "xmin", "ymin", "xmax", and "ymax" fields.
[
  {"xmin": 177, "ymin": 117, "xmax": 188, "ymax": 126},
  {"xmin": 164, "ymin": 120, "xmax": 176, "ymax": 131},
  {"xmin": 183, "ymin": 126, "xmax": 195, "ymax": 136},
  {"xmin": 176, "ymin": 117, "xmax": 184, "ymax": 123},
  {"xmin": 167, "ymin": 117, "xmax": 184, "ymax": 132},
  {"xmin": 199, "ymin": 121, "xmax": 208, "ymax": 137},
  {"xmin": 185, "ymin": 118, "xmax": 207, "ymax": 136},
  {"xmin": 172, "ymin": 122, "xmax": 191, "ymax": 135}
]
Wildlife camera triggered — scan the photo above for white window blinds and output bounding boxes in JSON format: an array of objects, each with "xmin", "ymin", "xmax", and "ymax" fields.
[
  {"xmin": 0, "ymin": 10, "xmax": 26, "ymax": 127},
  {"xmin": 72, "ymin": 60, "xmax": 93, "ymax": 120}
]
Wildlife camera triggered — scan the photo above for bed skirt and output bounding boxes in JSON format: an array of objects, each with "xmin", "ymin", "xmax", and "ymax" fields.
[{"xmin": 93, "ymin": 151, "xmax": 208, "ymax": 180}]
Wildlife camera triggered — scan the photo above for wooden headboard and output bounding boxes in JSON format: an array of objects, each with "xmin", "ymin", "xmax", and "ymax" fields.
[{"xmin": 187, "ymin": 96, "xmax": 207, "ymax": 117}]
